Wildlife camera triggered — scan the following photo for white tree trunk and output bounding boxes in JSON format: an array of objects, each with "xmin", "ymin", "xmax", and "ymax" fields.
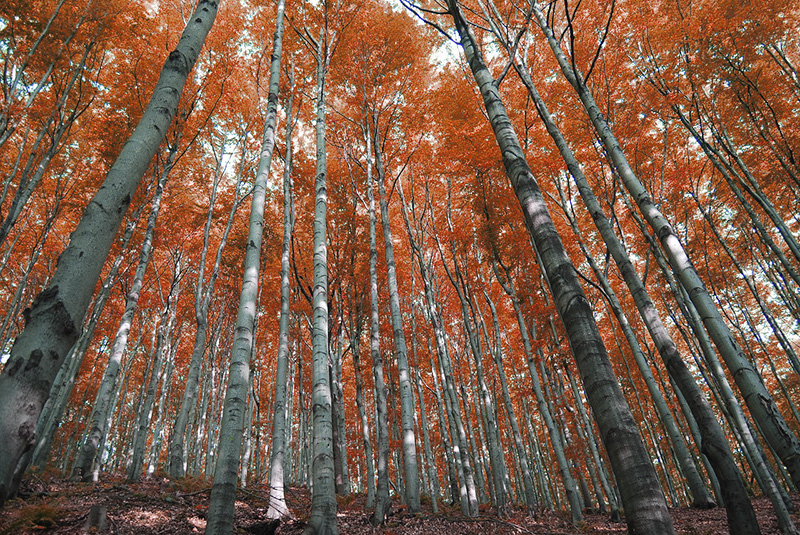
[
  {"xmin": 205, "ymin": 1, "xmax": 286, "ymax": 528},
  {"xmin": 266, "ymin": 10, "xmax": 292, "ymax": 515},
  {"xmin": 305, "ymin": 29, "xmax": 338, "ymax": 535}
]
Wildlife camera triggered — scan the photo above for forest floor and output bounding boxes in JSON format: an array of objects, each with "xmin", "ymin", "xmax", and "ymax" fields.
[{"xmin": 0, "ymin": 472, "xmax": 796, "ymax": 534}]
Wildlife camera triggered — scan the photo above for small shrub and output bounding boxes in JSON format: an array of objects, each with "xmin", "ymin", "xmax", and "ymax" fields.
[
  {"xmin": 335, "ymin": 493, "xmax": 357, "ymax": 508},
  {"xmin": 169, "ymin": 475, "xmax": 210, "ymax": 494},
  {"xmin": 1, "ymin": 503, "xmax": 64, "ymax": 534}
]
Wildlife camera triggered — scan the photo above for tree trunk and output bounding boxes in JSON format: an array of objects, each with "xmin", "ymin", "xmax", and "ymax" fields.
[
  {"xmin": 446, "ymin": 4, "xmax": 673, "ymax": 531},
  {"xmin": 26, "ymin": 193, "xmax": 148, "ymax": 474},
  {"xmin": 168, "ymin": 133, "xmax": 247, "ymax": 479},
  {"xmin": 410, "ymin": 273, "xmax": 439, "ymax": 513},
  {"xmin": 304, "ymin": 28, "xmax": 338, "ymax": 535},
  {"xmin": 0, "ymin": 0, "xmax": 219, "ymax": 505},
  {"xmin": 491, "ymin": 259, "xmax": 583, "ymax": 521},
  {"xmin": 205, "ymin": 1, "xmax": 285, "ymax": 527},
  {"xmin": 367, "ymin": 118, "xmax": 392, "ymax": 526},
  {"xmin": 265, "ymin": 11, "xmax": 291, "ymax": 515},
  {"xmin": 484, "ymin": 291, "xmax": 537, "ymax": 515},
  {"xmin": 373, "ymin": 124, "xmax": 421, "ymax": 512},
  {"xmin": 128, "ymin": 254, "xmax": 182, "ymax": 482}
]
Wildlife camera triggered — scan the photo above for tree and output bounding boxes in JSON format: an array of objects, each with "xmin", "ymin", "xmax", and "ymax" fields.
[
  {"xmin": 205, "ymin": 0, "xmax": 286, "ymax": 529},
  {"xmin": 0, "ymin": 0, "xmax": 220, "ymax": 505},
  {"xmin": 438, "ymin": 1, "xmax": 675, "ymax": 531}
]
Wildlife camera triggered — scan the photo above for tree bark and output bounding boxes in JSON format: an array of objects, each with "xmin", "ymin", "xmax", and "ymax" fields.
[
  {"xmin": 372, "ymin": 122, "xmax": 421, "ymax": 512},
  {"xmin": 304, "ymin": 28, "xmax": 338, "ymax": 535},
  {"xmin": 0, "ymin": 0, "xmax": 219, "ymax": 505},
  {"xmin": 367, "ymin": 119, "xmax": 392, "ymax": 527},
  {"xmin": 168, "ymin": 133, "xmax": 247, "ymax": 479},
  {"xmin": 265, "ymin": 9, "xmax": 291, "ymax": 515},
  {"xmin": 205, "ymin": 2, "xmax": 285, "ymax": 528},
  {"xmin": 128, "ymin": 254, "xmax": 182, "ymax": 482},
  {"xmin": 445, "ymin": 4, "xmax": 673, "ymax": 532}
]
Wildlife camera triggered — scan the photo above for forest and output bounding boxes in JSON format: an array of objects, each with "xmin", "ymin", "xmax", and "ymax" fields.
[{"xmin": 0, "ymin": 0, "xmax": 799, "ymax": 533}]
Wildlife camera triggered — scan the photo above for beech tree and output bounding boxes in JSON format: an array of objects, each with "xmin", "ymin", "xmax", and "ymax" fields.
[
  {"xmin": 436, "ymin": 0, "xmax": 674, "ymax": 531},
  {"xmin": 3, "ymin": 2, "xmax": 800, "ymax": 534},
  {"xmin": 0, "ymin": 0, "xmax": 220, "ymax": 505}
]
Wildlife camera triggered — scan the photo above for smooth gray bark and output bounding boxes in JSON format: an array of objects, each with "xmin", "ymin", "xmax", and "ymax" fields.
[
  {"xmin": 482, "ymin": 3, "xmax": 747, "ymax": 518},
  {"xmin": 0, "ymin": 0, "xmax": 218, "ymax": 504},
  {"xmin": 265, "ymin": 8, "xmax": 291, "ymax": 516},
  {"xmin": 305, "ymin": 28, "xmax": 338, "ymax": 535},
  {"xmin": 25, "ymin": 192, "xmax": 147, "ymax": 475},
  {"xmin": 205, "ymin": 5, "xmax": 285, "ymax": 529},
  {"xmin": 444, "ymin": 3, "xmax": 672, "ymax": 531},
  {"xmin": 554, "ymin": 186, "xmax": 716, "ymax": 507},
  {"xmin": 397, "ymin": 181, "xmax": 476, "ymax": 513},
  {"xmin": 372, "ymin": 125, "xmax": 421, "ymax": 512},
  {"xmin": 367, "ymin": 120, "xmax": 392, "ymax": 526},
  {"xmin": 409, "ymin": 271, "xmax": 439, "ymax": 512}
]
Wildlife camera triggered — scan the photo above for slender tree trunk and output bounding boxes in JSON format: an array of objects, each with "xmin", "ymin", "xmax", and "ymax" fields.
[
  {"xmin": 352, "ymin": 320, "xmax": 376, "ymax": 508},
  {"xmin": 205, "ymin": 5, "xmax": 286, "ymax": 528},
  {"xmin": 128, "ymin": 254, "xmax": 182, "ymax": 482},
  {"xmin": 367, "ymin": 117, "xmax": 391, "ymax": 525},
  {"xmin": 410, "ymin": 274, "xmax": 439, "ymax": 512},
  {"xmin": 168, "ymin": 135, "xmax": 247, "ymax": 479},
  {"xmin": 264, "ymin": 13, "xmax": 291, "ymax": 515},
  {"xmin": 304, "ymin": 29, "xmax": 338, "ymax": 535},
  {"xmin": 484, "ymin": 291, "xmax": 537, "ymax": 515},
  {"xmin": 73, "ymin": 147, "xmax": 176, "ymax": 482},
  {"xmin": 373, "ymin": 125, "xmax": 421, "ymax": 512},
  {"xmin": 147, "ymin": 339, "xmax": 177, "ymax": 477},
  {"xmin": 0, "ymin": 0, "xmax": 219, "ymax": 504},
  {"xmin": 0, "ymin": 41, "xmax": 94, "ymax": 249},
  {"xmin": 444, "ymin": 5, "xmax": 672, "ymax": 529}
]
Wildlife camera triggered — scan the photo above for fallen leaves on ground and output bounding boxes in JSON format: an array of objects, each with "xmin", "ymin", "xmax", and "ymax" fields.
[{"xmin": 0, "ymin": 472, "xmax": 796, "ymax": 534}]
